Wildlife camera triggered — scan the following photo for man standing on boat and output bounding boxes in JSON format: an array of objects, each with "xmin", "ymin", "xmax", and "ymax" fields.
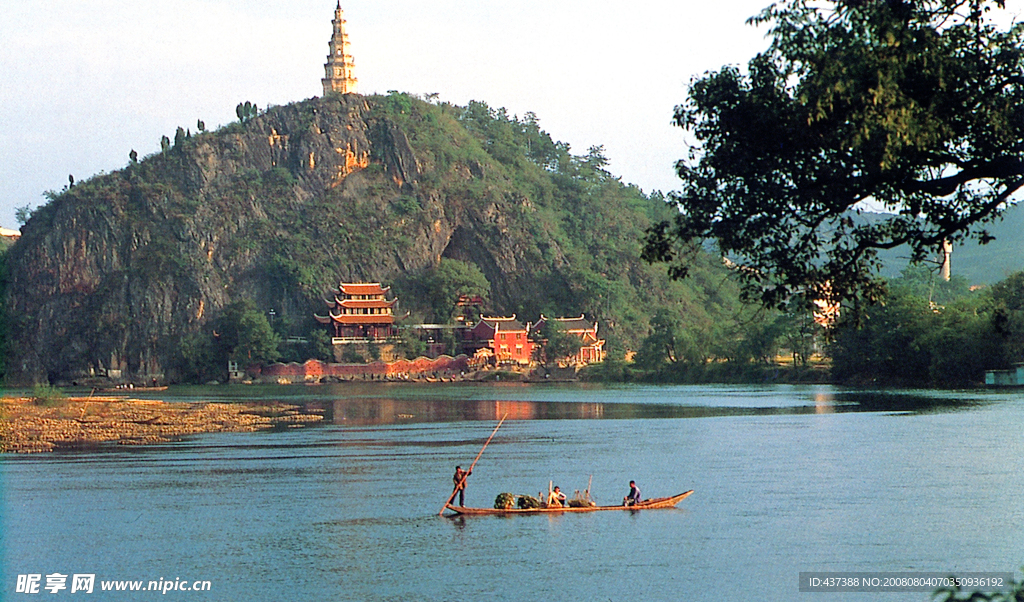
[
  {"xmin": 452, "ymin": 465, "xmax": 471, "ymax": 506},
  {"xmin": 623, "ymin": 481, "xmax": 641, "ymax": 506}
]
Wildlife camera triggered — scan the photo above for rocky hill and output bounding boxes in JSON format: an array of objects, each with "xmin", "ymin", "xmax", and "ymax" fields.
[{"xmin": 4, "ymin": 92, "xmax": 744, "ymax": 385}]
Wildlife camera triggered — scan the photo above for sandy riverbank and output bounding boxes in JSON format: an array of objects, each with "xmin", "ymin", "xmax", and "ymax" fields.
[{"xmin": 0, "ymin": 396, "xmax": 325, "ymax": 453}]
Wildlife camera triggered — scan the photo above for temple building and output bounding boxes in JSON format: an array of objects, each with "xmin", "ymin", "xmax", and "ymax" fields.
[
  {"xmin": 315, "ymin": 282, "xmax": 398, "ymax": 340},
  {"xmin": 322, "ymin": 2, "xmax": 357, "ymax": 95},
  {"xmin": 461, "ymin": 316, "xmax": 535, "ymax": 365},
  {"xmin": 531, "ymin": 315, "xmax": 606, "ymax": 365}
]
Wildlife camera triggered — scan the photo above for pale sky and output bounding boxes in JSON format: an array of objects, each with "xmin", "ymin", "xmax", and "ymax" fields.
[{"xmin": 1, "ymin": 0, "xmax": 789, "ymax": 229}]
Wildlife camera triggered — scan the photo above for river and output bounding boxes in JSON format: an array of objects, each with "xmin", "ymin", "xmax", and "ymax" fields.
[{"xmin": 2, "ymin": 383, "xmax": 1022, "ymax": 601}]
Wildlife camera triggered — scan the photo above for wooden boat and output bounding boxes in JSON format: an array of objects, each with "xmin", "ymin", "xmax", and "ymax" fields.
[{"xmin": 445, "ymin": 490, "xmax": 693, "ymax": 516}]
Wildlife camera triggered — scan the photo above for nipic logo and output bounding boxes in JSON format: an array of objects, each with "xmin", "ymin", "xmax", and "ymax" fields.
[{"xmin": 15, "ymin": 573, "xmax": 210, "ymax": 594}]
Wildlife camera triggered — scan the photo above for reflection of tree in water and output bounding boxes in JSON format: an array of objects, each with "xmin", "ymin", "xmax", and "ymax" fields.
[
  {"xmin": 327, "ymin": 393, "xmax": 984, "ymax": 426},
  {"xmin": 834, "ymin": 392, "xmax": 984, "ymax": 415},
  {"xmin": 322, "ymin": 388, "xmax": 985, "ymax": 426}
]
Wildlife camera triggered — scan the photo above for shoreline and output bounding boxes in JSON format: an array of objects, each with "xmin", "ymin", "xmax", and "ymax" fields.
[{"xmin": 0, "ymin": 396, "xmax": 325, "ymax": 454}]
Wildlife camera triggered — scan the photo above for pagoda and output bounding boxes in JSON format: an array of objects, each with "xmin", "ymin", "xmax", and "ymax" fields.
[
  {"xmin": 315, "ymin": 282, "xmax": 398, "ymax": 340},
  {"xmin": 322, "ymin": 2, "xmax": 358, "ymax": 95}
]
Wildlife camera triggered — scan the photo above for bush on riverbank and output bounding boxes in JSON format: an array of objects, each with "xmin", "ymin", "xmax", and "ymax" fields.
[{"xmin": 31, "ymin": 384, "xmax": 67, "ymax": 407}]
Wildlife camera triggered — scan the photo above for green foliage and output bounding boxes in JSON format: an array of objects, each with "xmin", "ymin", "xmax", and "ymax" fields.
[
  {"xmin": 405, "ymin": 258, "xmax": 491, "ymax": 323},
  {"xmin": 537, "ymin": 321, "xmax": 580, "ymax": 365},
  {"xmin": 14, "ymin": 205, "xmax": 30, "ymax": 225},
  {"xmin": 308, "ymin": 330, "xmax": 334, "ymax": 362},
  {"xmin": 645, "ymin": 0, "xmax": 1024, "ymax": 309},
  {"xmin": 933, "ymin": 572, "xmax": 1024, "ymax": 602},
  {"xmin": 175, "ymin": 301, "xmax": 280, "ymax": 383},
  {"xmin": 31, "ymin": 384, "xmax": 67, "ymax": 407},
  {"xmin": 0, "ymin": 247, "xmax": 9, "ymax": 380},
  {"xmin": 394, "ymin": 329, "xmax": 428, "ymax": 360},
  {"xmin": 581, "ymin": 351, "xmax": 629, "ymax": 382},
  {"xmin": 236, "ymin": 101, "xmax": 258, "ymax": 123},
  {"xmin": 176, "ymin": 331, "xmax": 218, "ymax": 383},
  {"xmin": 890, "ymin": 265, "xmax": 972, "ymax": 306},
  {"xmin": 218, "ymin": 300, "xmax": 281, "ymax": 364},
  {"xmin": 390, "ymin": 195, "xmax": 421, "ymax": 216},
  {"xmin": 341, "ymin": 345, "xmax": 364, "ymax": 364},
  {"xmin": 829, "ymin": 269, "xmax": 1024, "ymax": 386},
  {"xmin": 634, "ymin": 309, "xmax": 704, "ymax": 370}
]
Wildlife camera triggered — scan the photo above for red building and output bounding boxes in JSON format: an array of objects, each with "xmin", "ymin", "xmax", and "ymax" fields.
[
  {"xmin": 315, "ymin": 282, "xmax": 398, "ymax": 340},
  {"xmin": 532, "ymin": 314, "xmax": 606, "ymax": 365},
  {"xmin": 461, "ymin": 316, "xmax": 535, "ymax": 365}
]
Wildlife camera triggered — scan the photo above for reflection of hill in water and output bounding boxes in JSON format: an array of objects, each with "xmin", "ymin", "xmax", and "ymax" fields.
[{"xmin": 328, "ymin": 393, "xmax": 983, "ymax": 426}]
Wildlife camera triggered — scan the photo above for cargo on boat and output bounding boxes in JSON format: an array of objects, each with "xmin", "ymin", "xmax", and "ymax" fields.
[{"xmin": 444, "ymin": 490, "xmax": 693, "ymax": 516}]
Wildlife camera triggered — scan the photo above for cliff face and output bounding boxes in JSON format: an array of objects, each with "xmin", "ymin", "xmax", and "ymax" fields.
[{"xmin": 6, "ymin": 94, "xmax": 583, "ymax": 383}]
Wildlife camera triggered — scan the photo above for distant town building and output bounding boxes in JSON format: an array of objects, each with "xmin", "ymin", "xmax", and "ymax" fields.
[
  {"xmin": 462, "ymin": 316, "xmax": 535, "ymax": 365},
  {"xmin": 322, "ymin": 2, "xmax": 358, "ymax": 95},
  {"xmin": 532, "ymin": 314, "xmax": 606, "ymax": 365},
  {"xmin": 315, "ymin": 282, "xmax": 397, "ymax": 341}
]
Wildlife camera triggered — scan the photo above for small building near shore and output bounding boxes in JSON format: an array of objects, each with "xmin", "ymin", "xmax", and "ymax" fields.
[
  {"xmin": 985, "ymin": 364, "xmax": 1024, "ymax": 386},
  {"xmin": 531, "ymin": 314, "xmax": 606, "ymax": 365},
  {"xmin": 461, "ymin": 316, "xmax": 534, "ymax": 365}
]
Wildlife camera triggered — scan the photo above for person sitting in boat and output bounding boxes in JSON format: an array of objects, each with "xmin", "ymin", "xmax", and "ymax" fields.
[
  {"xmin": 452, "ymin": 465, "xmax": 471, "ymax": 507},
  {"xmin": 623, "ymin": 480, "xmax": 641, "ymax": 506},
  {"xmin": 547, "ymin": 486, "xmax": 566, "ymax": 507}
]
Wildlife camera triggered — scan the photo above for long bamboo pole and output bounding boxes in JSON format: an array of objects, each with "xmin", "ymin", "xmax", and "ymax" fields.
[{"xmin": 439, "ymin": 414, "xmax": 508, "ymax": 515}]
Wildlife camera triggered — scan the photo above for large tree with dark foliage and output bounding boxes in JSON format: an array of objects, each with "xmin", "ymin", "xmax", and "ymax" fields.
[{"xmin": 645, "ymin": 0, "xmax": 1024, "ymax": 309}]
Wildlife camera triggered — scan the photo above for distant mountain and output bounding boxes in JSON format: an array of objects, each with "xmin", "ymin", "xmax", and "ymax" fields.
[
  {"xmin": 873, "ymin": 203, "xmax": 1024, "ymax": 284},
  {"xmin": 947, "ymin": 203, "xmax": 1024, "ymax": 284}
]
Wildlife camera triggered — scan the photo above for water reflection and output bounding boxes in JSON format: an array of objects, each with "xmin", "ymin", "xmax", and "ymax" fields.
[
  {"xmin": 329, "ymin": 390, "xmax": 985, "ymax": 426},
  {"xmin": 814, "ymin": 392, "xmax": 835, "ymax": 414},
  {"xmin": 331, "ymin": 398, "xmax": 605, "ymax": 425}
]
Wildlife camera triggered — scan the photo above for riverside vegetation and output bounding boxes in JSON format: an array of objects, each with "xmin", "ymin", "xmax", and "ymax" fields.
[{"xmin": 0, "ymin": 393, "xmax": 324, "ymax": 453}]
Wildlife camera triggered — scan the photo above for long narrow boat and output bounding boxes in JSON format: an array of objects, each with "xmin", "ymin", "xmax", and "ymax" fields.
[{"xmin": 445, "ymin": 490, "xmax": 693, "ymax": 516}]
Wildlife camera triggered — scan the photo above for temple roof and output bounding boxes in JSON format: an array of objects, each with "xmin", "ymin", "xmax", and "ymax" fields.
[
  {"xmin": 534, "ymin": 314, "xmax": 597, "ymax": 333},
  {"xmin": 479, "ymin": 315, "xmax": 527, "ymax": 332},
  {"xmin": 338, "ymin": 282, "xmax": 389, "ymax": 296},
  {"xmin": 328, "ymin": 314, "xmax": 396, "ymax": 325},
  {"xmin": 335, "ymin": 297, "xmax": 398, "ymax": 309}
]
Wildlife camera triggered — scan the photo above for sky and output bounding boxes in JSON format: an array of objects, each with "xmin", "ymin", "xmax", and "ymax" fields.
[{"xmin": 0, "ymin": 0, "xmax": 788, "ymax": 229}]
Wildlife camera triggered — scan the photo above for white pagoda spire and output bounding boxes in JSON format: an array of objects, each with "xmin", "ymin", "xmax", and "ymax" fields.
[{"xmin": 322, "ymin": 3, "xmax": 357, "ymax": 95}]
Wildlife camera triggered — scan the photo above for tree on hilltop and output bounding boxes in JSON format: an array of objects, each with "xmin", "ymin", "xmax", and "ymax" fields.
[
  {"xmin": 644, "ymin": 0, "xmax": 1024, "ymax": 310},
  {"xmin": 236, "ymin": 101, "xmax": 258, "ymax": 123}
]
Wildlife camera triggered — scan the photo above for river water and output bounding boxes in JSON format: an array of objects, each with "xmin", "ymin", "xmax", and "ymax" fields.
[{"xmin": 2, "ymin": 383, "xmax": 1022, "ymax": 601}]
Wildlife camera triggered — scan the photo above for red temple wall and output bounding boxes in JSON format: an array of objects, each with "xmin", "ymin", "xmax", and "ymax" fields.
[{"xmin": 257, "ymin": 355, "xmax": 471, "ymax": 381}]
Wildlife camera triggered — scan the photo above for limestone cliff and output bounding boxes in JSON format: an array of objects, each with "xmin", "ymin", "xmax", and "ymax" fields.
[
  {"xmin": 6, "ymin": 95, "xmax": 566, "ymax": 383},
  {"xmin": 5, "ymin": 93, "xmax": 712, "ymax": 384}
]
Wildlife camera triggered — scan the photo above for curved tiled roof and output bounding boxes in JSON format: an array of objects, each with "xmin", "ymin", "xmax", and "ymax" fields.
[{"xmin": 338, "ymin": 282, "xmax": 390, "ymax": 296}]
